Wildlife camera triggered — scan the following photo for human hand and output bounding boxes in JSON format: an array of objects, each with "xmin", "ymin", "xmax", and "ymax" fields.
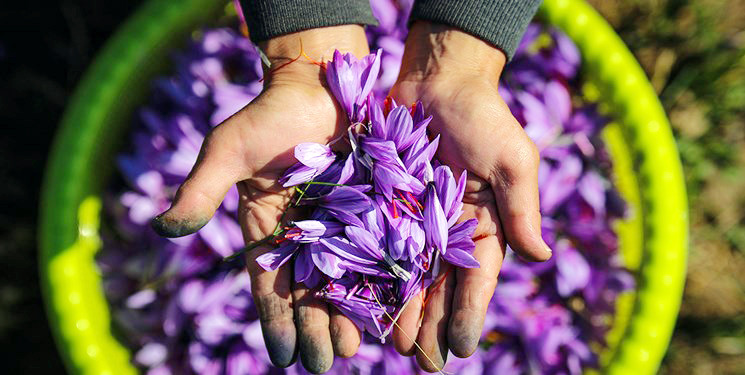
[
  {"xmin": 388, "ymin": 21, "xmax": 552, "ymax": 372},
  {"xmin": 151, "ymin": 25, "xmax": 370, "ymax": 374}
]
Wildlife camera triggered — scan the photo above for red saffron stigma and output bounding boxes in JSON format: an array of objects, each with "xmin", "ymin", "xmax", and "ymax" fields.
[
  {"xmin": 259, "ymin": 39, "xmax": 326, "ymax": 82},
  {"xmin": 383, "ymin": 96, "xmax": 392, "ymax": 114},
  {"xmin": 473, "ymin": 233, "xmax": 489, "ymax": 241},
  {"xmin": 406, "ymin": 191, "xmax": 423, "ymax": 210},
  {"xmin": 397, "ymin": 191, "xmax": 415, "ymax": 212},
  {"xmin": 300, "ymin": 50, "xmax": 326, "ymax": 68}
]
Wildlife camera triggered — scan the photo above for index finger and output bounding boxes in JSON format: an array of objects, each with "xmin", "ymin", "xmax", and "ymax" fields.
[
  {"xmin": 240, "ymin": 182, "xmax": 298, "ymax": 368},
  {"xmin": 245, "ymin": 243, "xmax": 297, "ymax": 367},
  {"xmin": 447, "ymin": 176, "xmax": 505, "ymax": 358}
]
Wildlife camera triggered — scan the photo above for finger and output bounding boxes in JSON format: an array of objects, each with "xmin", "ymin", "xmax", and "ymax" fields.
[
  {"xmin": 393, "ymin": 290, "xmax": 423, "ymax": 356},
  {"xmin": 491, "ymin": 137, "xmax": 552, "ymax": 261},
  {"xmin": 240, "ymin": 182, "xmax": 299, "ymax": 367},
  {"xmin": 448, "ymin": 201, "xmax": 505, "ymax": 358},
  {"xmin": 415, "ymin": 266, "xmax": 455, "ymax": 372},
  {"xmin": 292, "ymin": 283, "xmax": 334, "ymax": 374},
  {"xmin": 245, "ymin": 244, "xmax": 297, "ymax": 368},
  {"xmin": 329, "ymin": 307, "xmax": 361, "ymax": 358},
  {"xmin": 151, "ymin": 123, "xmax": 248, "ymax": 237}
]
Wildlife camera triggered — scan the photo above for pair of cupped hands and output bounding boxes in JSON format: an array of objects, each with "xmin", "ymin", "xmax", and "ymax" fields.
[{"xmin": 152, "ymin": 21, "xmax": 551, "ymax": 374}]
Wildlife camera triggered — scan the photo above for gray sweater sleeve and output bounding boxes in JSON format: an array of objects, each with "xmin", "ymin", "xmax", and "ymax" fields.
[
  {"xmin": 410, "ymin": 0, "xmax": 542, "ymax": 60},
  {"xmin": 240, "ymin": 0, "xmax": 378, "ymax": 43},
  {"xmin": 239, "ymin": 0, "xmax": 539, "ymax": 60}
]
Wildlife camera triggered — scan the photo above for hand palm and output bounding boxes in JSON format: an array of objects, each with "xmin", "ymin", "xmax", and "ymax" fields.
[
  {"xmin": 152, "ymin": 33, "xmax": 551, "ymax": 372},
  {"xmin": 154, "ymin": 80, "xmax": 364, "ymax": 372},
  {"xmin": 389, "ymin": 78, "xmax": 550, "ymax": 371}
]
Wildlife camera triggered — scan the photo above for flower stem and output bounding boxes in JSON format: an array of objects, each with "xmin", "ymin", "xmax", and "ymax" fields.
[
  {"xmin": 222, "ymin": 233, "xmax": 276, "ymax": 262},
  {"xmin": 303, "ymin": 181, "xmax": 347, "ymax": 187}
]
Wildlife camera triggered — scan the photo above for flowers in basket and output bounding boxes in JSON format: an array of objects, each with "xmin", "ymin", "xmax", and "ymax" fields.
[{"xmin": 100, "ymin": 2, "xmax": 632, "ymax": 373}]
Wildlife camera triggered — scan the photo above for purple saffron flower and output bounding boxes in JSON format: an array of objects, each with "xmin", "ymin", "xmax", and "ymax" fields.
[
  {"xmin": 554, "ymin": 242, "xmax": 591, "ymax": 297},
  {"xmin": 310, "ymin": 242, "xmax": 347, "ymax": 279},
  {"xmin": 370, "ymin": 104, "xmax": 428, "ymax": 152},
  {"xmin": 316, "ymin": 186, "xmax": 373, "ymax": 227},
  {"xmin": 402, "ymin": 134, "xmax": 439, "ymax": 182},
  {"xmin": 284, "ymin": 220, "xmax": 345, "ymax": 243},
  {"xmin": 317, "ymin": 276, "xmax": 392, "ymax": 337},
  {"xmin": 325, "ymin": 49, "xmax": 382, "ymax": 122},
  {"xmin": 103, "ymin": 9, "xmax": 633, "ymax": 374},
  {"xmin": 281, "ymin": 142, "xmax": 336, "ymax": 187},
  {"xmin": 433, "ymin": 165, "xmax": 467, "ymax": 226},
  {"xmin": 345, "ymin": 225, "xmax": 412, "ymax": 280},
  {"xmin": 423, "ymin": 183, "xmax": 449, "ymax": 255},
  {"xmin": 318, "ymin": 236, "xmax": 390, "ymax": 278},
  {"xmin": 538, "ymin": 148, "xmax": 583, "ymax": 215},
  {"xmin": 443, "ymin": 218, "xmax": 480, "ymax": 268},
  {"xmin": 255, "ymin": 242, "xmax": 298, "ymax": 271}
]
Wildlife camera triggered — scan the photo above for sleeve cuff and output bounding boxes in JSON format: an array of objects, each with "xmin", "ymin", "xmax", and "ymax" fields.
[
  {"xmin": 410, "ymin": 0, "xmax": 541, "ymax": 60},
  {"xmin": 240, "ymin": 0, "xmax": 379, "ymax": 43}
]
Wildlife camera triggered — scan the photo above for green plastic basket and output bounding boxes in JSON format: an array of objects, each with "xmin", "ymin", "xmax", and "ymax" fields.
[{"xmin": 39, "ymin": 0, "xmax": 688, "ymax": 374}]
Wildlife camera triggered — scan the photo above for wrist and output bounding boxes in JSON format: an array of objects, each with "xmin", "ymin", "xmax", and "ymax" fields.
[
  {"xmin": 259, "ymin": 25, "xmax": 370, "ymax": 86},
  {"xmin": 397, "ymin": 21, "xmax": 506, "ymax": 85}
]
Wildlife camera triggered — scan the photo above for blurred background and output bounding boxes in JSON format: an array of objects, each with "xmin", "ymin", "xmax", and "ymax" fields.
[{"xmin": 1, "ymin": 0, "xmax": 743, "ymax": 373}]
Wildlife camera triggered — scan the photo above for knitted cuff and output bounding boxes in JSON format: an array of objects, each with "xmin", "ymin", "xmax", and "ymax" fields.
[
  {"xmin": 240, "ymin": 0, "xmax": 379, "ymax": 43},
  {"xmin": 410, "ymin": 0, "xmax": 541, "ymax": 60}
]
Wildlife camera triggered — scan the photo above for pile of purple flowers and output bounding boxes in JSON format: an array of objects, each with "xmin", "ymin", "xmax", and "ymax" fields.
[
  {"xmin": 253, "ymin": 49, "xmax": 479, "ymax": 339},
  {"xmin": 100, "ymin": 1, "xmax": 632, "ymax": 374}
]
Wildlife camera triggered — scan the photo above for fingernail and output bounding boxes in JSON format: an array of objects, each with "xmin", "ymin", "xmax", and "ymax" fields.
[
  {"xmin": 150, "ymin": 212, "xmax": 208, "ymax": 238},
  {"xmin": 299, "ymin": 334, "xmax": 333, "ymax": 374},
  {"xmin": 330, "ymin": 323, "xmax": 359, "ymax": 358},
  {"xmin": 417, "ymin": 348, "xmax": 446, "ymax": 373},
  {"xmin": 542, "ymin": 242, "xmax": 553, "ymax": 259},
  {"xmin": 449, "ymin": 316, "xmax": 480, "ymax": 358},
  {"xmin": 262, "ymin": 324, "xmax": 297, "ymax": 368}
]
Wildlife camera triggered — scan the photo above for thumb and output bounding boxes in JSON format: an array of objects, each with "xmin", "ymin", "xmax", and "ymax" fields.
[
  {"xmin": 151, "ymin": 123, "xmax": 249, "ymax": 237},
  {"xmin": 491, "ymin": 137, "xmax": 552, "ymax": 262}
]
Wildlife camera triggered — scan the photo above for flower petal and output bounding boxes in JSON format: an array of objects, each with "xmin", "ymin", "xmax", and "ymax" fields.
[
  {"xmin": 320, "ymin": 186, "xmax": 372, "ymax": 213},
  {"xmin": 294, "ymin": 142, "xmax": 335, "ymax": 169},
  {"xmin": 360, "ymin": 137, "xmax": 399, "ymax": 164},
  {"xmin": 442, "ymin": 247, "xmax": 480, "ymax": 268},
  {"xmin": 255, "ymin": 242, "xmax": 298, "ymax": 271},
  {"xmin": 434, "ymin": 165, "xmax": 456, "ymax": 215},
  {"xmin": 556, "ymin": 244, "xmax": 591, "ymax": 297},
  {"xmin": 448, "ymin": 218, "xmax": 478, "ymax": 248},
  {"xmin": 385, "ymin": 105, "xmax": 413, "ymax": 151},
  {"xmin": 387, "ymin": 216, "xmax": 410, "ymax": 260},
  {"xmin": 310, "ymin": 243, "xmax": 346, "ymax": 279},
  {"xmin": 295, "ymin": 250, "xmax": 315, "ymax": 283},
  {"xmin": 290, "ymin": 220, "xmax": 345, "ymax": 242},
  {"xmin": 345, "ymin": 226, "xmax": 384, "ymax": 261},
  {"xmin": 358, "ymin": 49, "xmax": 382, "ymax": 105},
  {"xmin": 368, "ymin": 95, "xmax": 387, "ymax": 138},
  {"xmin": 280, "ymin": 162, "xmax": 317, "ymax": 187},
  {"xmin": 319, "ymin": 237, "xmax": 377, "ymax": 265},
  {"xmin": 423, "ymin": 184, "xmax": 449, "ymax": 254}
]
